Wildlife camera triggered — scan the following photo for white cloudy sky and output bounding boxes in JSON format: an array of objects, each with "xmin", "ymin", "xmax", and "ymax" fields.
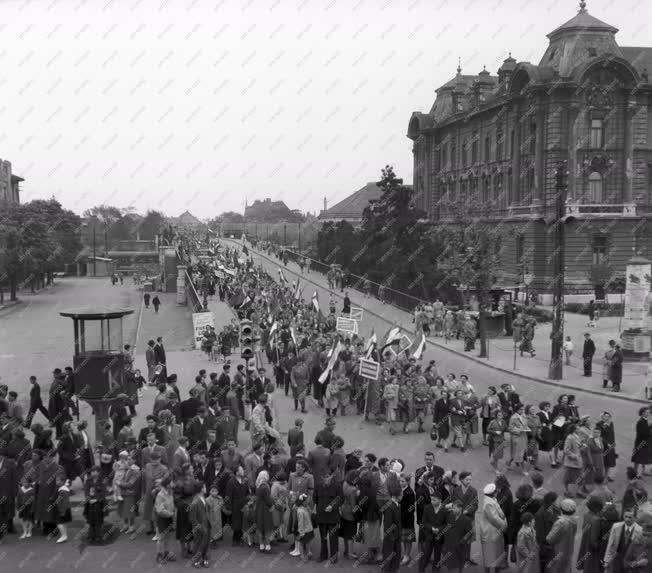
[{"xmin": 1, "ymin": 0, "xmax": 649, "ymax": 217}]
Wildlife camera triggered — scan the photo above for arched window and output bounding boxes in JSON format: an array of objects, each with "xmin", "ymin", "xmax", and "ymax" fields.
[
  {"xmin": 588, "ymin": 171, "xmax": 603, "ymax": 203},
  {"xmin": 441, "ymin": 144, "xmax": 448, "ymax": 169}
]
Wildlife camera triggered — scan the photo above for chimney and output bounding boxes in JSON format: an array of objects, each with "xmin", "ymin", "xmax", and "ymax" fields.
[{"xmin": 323, "ymin": 197, "xmax": 327, "ymax": 212}]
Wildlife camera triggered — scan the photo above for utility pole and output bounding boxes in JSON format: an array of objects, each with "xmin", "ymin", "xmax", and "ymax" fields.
[
  {"xmin": 283, "ymin": 223, "xmax": 287, "ymax": 245},
  {"xmin": 92, "ymin": 226, "xmax": 97, "ymax": 277},
  {"xmin": 298, "ymin": 222, "xmax": 302, "ymax": 252},
  {"xmin": 548, "ymin": 161, "xmax": 567, "ymax": 380}
]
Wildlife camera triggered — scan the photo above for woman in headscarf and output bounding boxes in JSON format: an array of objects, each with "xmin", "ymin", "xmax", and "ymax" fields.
[
  {"xmin": 255, "ymin": 470, "xmax": 274, "ymax": 553},
  {"xmin": 479, "ymin": 483, "xmax": 507, "ymax": 573},
  {"xmin": 576, "ymin": 496, "xmax": 604, "ymax": 572},
  {"xmin": 546, "ymin": 499, "xmax": 578, "ymax": 573},
  {"xmin": 432, "ymin": 389, "xmax": 450, "ymax": 452}
]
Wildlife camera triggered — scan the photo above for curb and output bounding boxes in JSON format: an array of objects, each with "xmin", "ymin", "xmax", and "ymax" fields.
[
  {"xmin": 0, "ymin": 299, "xmax": 23, "ymax": 315},
  {"xmin": 233, "ymin": 240, "xmax": 650, "ymax": 406}
]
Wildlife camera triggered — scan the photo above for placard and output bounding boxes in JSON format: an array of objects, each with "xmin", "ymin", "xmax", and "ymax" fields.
[
  {"xmin": 337, "ymin": 316, "xmax": 358, "ymax": 334},
  {"xmin": 398, "ymin": 334, "xmax": 413, "ymax": 353},
  {"xmin": 349, "ymin": 307, "xmax": 363, "ymax": 321},
  {"xmin": 359, "ymin": 358, "xmax": 380, "ymax": 380},
  {"xmin": 192, "ymin": 312, "xmax": 215, "ymax": 350}
]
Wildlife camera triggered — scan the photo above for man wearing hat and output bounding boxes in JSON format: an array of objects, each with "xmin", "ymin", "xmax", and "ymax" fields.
[
  {"xmin": 25, "ymin": 375, "xmax": 49, "ymax": 428},
  {"xmin": 479, "ymin": 483, "xmax": 507, "ymax": 573}
]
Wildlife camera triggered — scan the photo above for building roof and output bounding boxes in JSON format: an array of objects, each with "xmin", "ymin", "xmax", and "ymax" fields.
[
  {"xmin": 170, "ymin": 210, "xmax": 203, "ymax": 226},
  {"xmin": 547, "ymin": 4, "xmax": 617, "ymax": 38},
  {"xmin": 621, "ymin": 46, "xmax": 652, "ymax": 78},
  {"xmin": 319, "ymin": 182, "xmax": 384, "ymax": 220}
]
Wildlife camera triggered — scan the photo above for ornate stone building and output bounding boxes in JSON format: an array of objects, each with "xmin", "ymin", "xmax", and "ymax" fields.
[{"xmin": 407, "ymin": 2, "xmax": 652, "ymax": 297}]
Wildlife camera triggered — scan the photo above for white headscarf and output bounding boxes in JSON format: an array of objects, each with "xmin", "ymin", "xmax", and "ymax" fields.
[{"xmin": 256, "ymin": 470, "xmax": 269, "ymax": 488}]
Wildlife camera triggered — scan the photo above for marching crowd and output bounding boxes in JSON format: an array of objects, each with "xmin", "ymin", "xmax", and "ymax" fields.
[{"xmin": 1, "ymin": 241, "xmax": 652, "ymax": 572}]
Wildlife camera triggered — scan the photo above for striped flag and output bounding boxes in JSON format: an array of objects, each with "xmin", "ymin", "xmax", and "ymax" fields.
[
  {"xmin": 319, "ymin": 339, "xmax": 343, "ymax": 383},
  {"xmin": 290, "ymin": 326, "xmax": 298, "ymax": 348},
  {"xmin": 384, "ymin": 325, "xmax": 401, "ymax": 345},
  {"xmin": 364, "ymin": 329, "xmax": 377, "ymax": 359},
  {"xmin": 294, "ymin": 280, "xmax": 303, "ymax": 301},
  {"xmin": 278, "ymin": 268, "xmax": 287, "ymax": 284},
  {"xmin": 412, "ymin": 331, "xmax": 426, "ymax": 360},
  {"xmin": 269, "ymin": 321, "xmax": 279, "ymax": 336},
  {"xmin": 311, "ymin": 291, "xmax": 320, "ymax": 313}
]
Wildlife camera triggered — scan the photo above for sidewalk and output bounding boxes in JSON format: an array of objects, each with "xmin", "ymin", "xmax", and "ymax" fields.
[{"xmin": 228, "ymin": 239, "xmax": 650, "ymax": 404}]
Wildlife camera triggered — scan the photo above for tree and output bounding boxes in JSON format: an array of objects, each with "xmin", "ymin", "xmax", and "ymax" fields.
[
  {"xmin": 431, "ymin": 201, "xmax": 504, "ymax": 357},
  {"xmin": 138, "ymin": 210, "xmax": 166, "ymax": 241},
  {"xmin": 220, "ymin": 211, "xmax": 245, "ymax": 224}
]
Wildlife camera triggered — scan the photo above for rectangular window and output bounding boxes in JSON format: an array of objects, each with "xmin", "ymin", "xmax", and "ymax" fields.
[
  {"xmin": 590, "ymin": 118, "xmax": 604, "ymax": 148},
  {"xmin": 496, "ymin": 131, "xmax": 503, "ymax": 161},
  {"xmin": 484, "ymin": 136, "xmax": 491, "ymax": 163},
  {"xmin": 516, "ymin": 235, "xmax": 525, "ymax": 266},
  {"xmin": 472, "ymin": 140, "xmax": 478, "ymax": 164},
  {"xmin": 441, "ymin": 144, "xmax": 447, "ymax": 169},
  {"xmin": 510, "ymin": 130, "xmax": 515, "ymax": 157},
  {"xmin": 451, "ymin": 144, "xmax": 456, "ymax": 169},
  {"xmin": 592, "ymin": 235, "xmax": 608, "ymax": 264},
  {"xmin": 529, "ymin": 122, "xmax": 536, "ymax": 154}
]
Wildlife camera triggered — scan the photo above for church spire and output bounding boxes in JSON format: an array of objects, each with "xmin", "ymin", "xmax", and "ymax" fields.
[
  {"xmin": 456, "ymin": 57, "xmax": 462, "ymax": 75},
  {"xmin": 579, "ymin": 0, "xmax": 587, "ymax": 13}
]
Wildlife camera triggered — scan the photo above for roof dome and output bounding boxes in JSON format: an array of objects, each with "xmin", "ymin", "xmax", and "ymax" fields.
[{"xmin": 539, "ymin": 1, "xmax": 622, "ymax": 77}]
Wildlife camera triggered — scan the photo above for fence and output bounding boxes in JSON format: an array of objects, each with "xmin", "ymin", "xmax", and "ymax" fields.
[{"xmin": 220, "ymin": 221, "xmax": 320, "ymax": 252}]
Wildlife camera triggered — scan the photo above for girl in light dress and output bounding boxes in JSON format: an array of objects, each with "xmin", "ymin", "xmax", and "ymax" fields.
[
  {"xmin": 17, "ymin": 477, "xmax": 35, "ymax": 539},
  {"xmin": 112, "ymin": 450, "xmax": 130, "ymax": 502}
]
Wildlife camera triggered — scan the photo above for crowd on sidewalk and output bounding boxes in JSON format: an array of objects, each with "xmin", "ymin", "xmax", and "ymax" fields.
[{"xmin": 2, "ymin": 239, "xmax": 652, "ymax": 572}]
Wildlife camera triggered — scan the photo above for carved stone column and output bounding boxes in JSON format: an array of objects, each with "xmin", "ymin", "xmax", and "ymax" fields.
[
  {"xmin": 533, "ymin": 99, "xmax": 545, "ymax": 205},
  {"xmin": 567, "ymin": 103, "xmax": 582, "ymax": 202},
  {"xmin": 623, "ymin": 97, "xmax": 637, "ymax": 204}
]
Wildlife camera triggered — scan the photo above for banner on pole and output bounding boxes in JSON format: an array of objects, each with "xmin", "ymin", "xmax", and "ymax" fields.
[
  {"xmin": 349, "ymin": 307, "xmax": 363, "ymax": 321},
  {"xmin": 359, "ymin": 358, "xmax": 380, "ymax": 380},
  {"xmin": 337, "ymin": 316, "xmax": 358, "ymax": 334},
  {"xmin": 192, "ymin": 312, "xmax": 215, "ymax": 350}
]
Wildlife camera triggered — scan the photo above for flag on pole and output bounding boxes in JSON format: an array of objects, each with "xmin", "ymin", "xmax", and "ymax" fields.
[
  {"xmin": 278, "ymin": 268, "xmax": 287, "ymax": 284},
  {"xmin": 238, "ymin": 295, "xmax": 252, "ymax": 309},
  {"xmin": 311, "ymin": 291, "xmax": 320, "ymax": 313},
  {"xmin": 290, "ymin": 326, "xmax": 298, "ymax": 348},
  {"xmin": 319, "ymin": 339, "xmax": 343, "ymax": 383},
  {"xmin": 412, "ymin": 331, "xmax": 426, "ymax": 360},
  {"xmin": 269, "ymin": 321, "xmax": 279, "ymax": 336},
  {"xmin": 294, "ymin": 280, "xmax": 303, "ymax": 301},
  {"xmin": 384, "ymin": 325, "xmax": 401, "ymax": 345},
  {"xmin": 365, "ymin": 329, "xmax": 377, "ymax": 359}
]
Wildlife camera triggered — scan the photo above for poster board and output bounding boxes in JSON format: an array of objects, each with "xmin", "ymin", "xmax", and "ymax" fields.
[
  {"xmin": 192, "ymin": 312, "xmax": 215, "ymax": 350},
  {"xmin": 359, "ymin": 358, "xmax": 380, "ymax": 380},
  {"xmin": 337, "ymin": 316, "xmax": 358, "ymax": 334},
  {"xmin": 349, "ymin": 307, "xmax": 363, "ymax": 321},
  {"xmin": 397, "ymin": 334, "xmax": 413, "ymax": 353}
]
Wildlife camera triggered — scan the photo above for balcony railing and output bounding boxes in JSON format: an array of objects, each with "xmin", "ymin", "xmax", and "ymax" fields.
[{"xmin": 564, "ymin": 203, "xmax": 636, "ymax": 216}]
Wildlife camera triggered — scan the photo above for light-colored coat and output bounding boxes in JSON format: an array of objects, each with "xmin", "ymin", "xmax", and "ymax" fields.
[
  {"xmin": 516, "ymin": 525, "xmax": 539, "ymax": 573},
  {"xmin": 479, "ymin": 495, "xmax": 507, "ymax": 568},
  {"xmin": 603, "ymin": 521, "xmax": 644, "ymax": 567},
  {"xmin": 546, "ymin": 515, "xmax": 578, "ymax": 573},
  {"xmin": 562, "ymin": 432, "xmax": 583, "ymax": 469}
]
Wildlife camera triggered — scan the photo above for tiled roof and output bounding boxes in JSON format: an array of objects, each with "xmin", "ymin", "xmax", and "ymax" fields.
[
  {"xmin": 320, "ymin": 182, "xmax": 383, "ymax": 219},
  {"xmin": 548, "ymin": 9, "xmax": 617, "ymax": 38},
  {"xmin": 621, "ymin": 46, "xmax": 652, "ymax": 78}
]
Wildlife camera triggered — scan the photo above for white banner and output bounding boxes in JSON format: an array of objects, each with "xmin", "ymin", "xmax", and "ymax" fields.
[
  {"xmin": 337, "ymin": 316, "xmax": 358, "ymax": 334},
  {"xmin": 192, "ymin": 312, "xmax": 215, "ymax": 350},
  {"xmin": 349, "ymin": 307, "xmax": 363, "ymax": 321}
]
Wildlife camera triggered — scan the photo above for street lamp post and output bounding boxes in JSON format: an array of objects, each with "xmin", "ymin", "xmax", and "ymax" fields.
[
  {"xmin": 283, "ymin": 223, "xmax": 287, "ymax": 246},
  {"xmin": 548, "ymin": 161, "xmax": 567, "ymax": 380},
  {"xmin": 298, "ymin": 222, "xmax": 302, "ymax": 252}
]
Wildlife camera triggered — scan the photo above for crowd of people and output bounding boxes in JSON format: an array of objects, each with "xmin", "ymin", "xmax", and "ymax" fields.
[{"xmin": 2, "ymin": 239, "xmax": 652, "ymax": 573}]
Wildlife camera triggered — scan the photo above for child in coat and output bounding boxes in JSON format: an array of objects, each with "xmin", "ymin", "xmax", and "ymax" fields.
[
  {"xmin": 55, "ymin": 477, "xmax": 72, "ymax": 543},
  {"xmin": 242, "ymin": 494, "xmax": 257, "ymax": 547},
  {"xmin": 295, "ymin": 494, "xmax": 314, "ymax": 562},
  {"xmin": 84, "ymin": 466, "xmax": 107, "ymax": 543}
]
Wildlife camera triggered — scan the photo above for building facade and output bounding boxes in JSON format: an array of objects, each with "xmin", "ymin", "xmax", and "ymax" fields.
[
  {"xmin": 408, "ymin": 2, "xmax": 652, "ymax": 298},
  {"xmin": 0, "ymin": 159, "xmax": 23, "ymax": 203}
]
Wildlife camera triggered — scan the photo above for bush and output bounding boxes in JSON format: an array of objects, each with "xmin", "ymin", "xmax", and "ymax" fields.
[
  {"xmin": 565, "ymin": 302, "xmax": 623, "ymax": 317},
  {"xmin": 515, "ymin": 304, "xmax": 553, "ymax": 323}
]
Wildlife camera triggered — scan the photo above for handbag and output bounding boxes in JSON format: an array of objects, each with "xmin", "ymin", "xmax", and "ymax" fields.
[{"xmin": 430, "ymin": 426, "xmax": 438, "ymax": 441}]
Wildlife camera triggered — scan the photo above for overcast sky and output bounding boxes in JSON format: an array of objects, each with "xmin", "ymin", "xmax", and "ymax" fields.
[{"xmin": 1, "ymin": 0, "xmax": 649, "ymax": 218}]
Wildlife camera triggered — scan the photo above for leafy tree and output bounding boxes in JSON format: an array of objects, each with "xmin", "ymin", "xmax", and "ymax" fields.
[
  {"xmin": 220, "ymin": 211, "xmax": 245, "ymax": 224},
  {"xmin": 430, "ymin": 201, "xmax": 504, "ymax": 357},
  {"xmin": 138, "ymin": 210, "xmax": 166, "ymax": 240}
]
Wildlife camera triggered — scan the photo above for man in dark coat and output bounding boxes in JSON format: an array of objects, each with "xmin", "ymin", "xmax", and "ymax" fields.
[
  {"xmin": 307, "ymin": 436, "xmax": 331, "ymax": 487},
  {"xmin": 188, "ymin": 481, "xmax": 210, "ymax": 567},
  {"xmin": 185, "ymin": 407, "xmax": 213, "ymax": 449},
  {"xmin": 582, "ymin": 333, "xmax": 596, "ymax": 377},
  {"xmin": 382, "ymin": 490, "xmax": 402, "ymax": 573},
  {"xmin": 154, "ymin": 337, "xmax": 167, "ymax": 365},
  {"xmin": 26, "ymin": 375, "xmax": 49, "ymax": 428},
  {"xmin": 180, "ymin": 388, "xmax": 202, "ymax": 430},
  {"xmin": 314, "ymin": 470, "xmax": 342, "ymax": 563},
  {"xmin": 535, "ymin": 491, "xmax": 559, "ymax": 573},
  {"xmin": 216, "ymin": 365, "xmax": 232, "ymax": 408},
  {"xmin": 215, "ymin": 406, "xmax": 238, "ymax": 446},
  {"xmin": 440, "ymin": 500, "xmax": 473, "ymax": 572},
  {"xmin": 137, "ymin": 415, "xmax": 164, "ymax": 446},
  {"xmin": 0, "ymin": 449, "xmax": 18, "ymax": 538},
  {"xmin": 48, "ymin": 385, "xmax": 71, "ymax": 439},
  {"xmin": 224, "ymin": 465, "xmax": 249, "ymax": 545}
]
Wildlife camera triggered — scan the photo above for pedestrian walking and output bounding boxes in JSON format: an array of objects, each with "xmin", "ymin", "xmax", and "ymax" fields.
[
  {"xmin": 144, "ymin": 292, "xmax": 150, "ymax": 308},
  {"xmin": 152, "ymin": 295, "xmax": 161, "ymax": 314},
  {"xmin": 25, "ymin": 376, "xmax": 49, "ymax": 428}
]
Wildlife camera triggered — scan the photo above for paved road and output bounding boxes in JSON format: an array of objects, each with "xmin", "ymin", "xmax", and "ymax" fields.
[{"xmin": 0, "ymin": 263, "xmax": 643, "ymax": 571}]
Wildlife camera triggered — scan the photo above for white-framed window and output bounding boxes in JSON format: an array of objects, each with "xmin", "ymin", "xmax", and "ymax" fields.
[{"xmin": 590, "ymin": 118, "xmax": 604, "ymax": 148}]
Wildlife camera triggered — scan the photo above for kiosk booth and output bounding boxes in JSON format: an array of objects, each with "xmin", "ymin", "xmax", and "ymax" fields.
[{"xmin": 59, "ymin": 306, "xmax": 134, "ymax": 440}]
